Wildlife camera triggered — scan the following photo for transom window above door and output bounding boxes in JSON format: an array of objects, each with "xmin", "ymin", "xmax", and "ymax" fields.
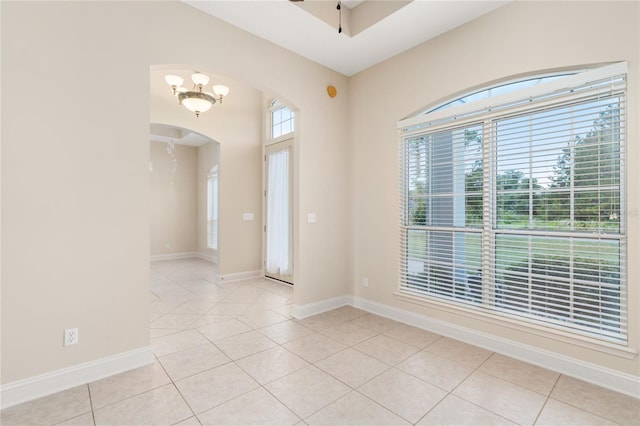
[{"xmin": 270, "ymin": 99, "xmax": 295, "ymax": 140}]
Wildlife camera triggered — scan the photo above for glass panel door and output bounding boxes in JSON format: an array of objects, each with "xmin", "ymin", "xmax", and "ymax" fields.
[{"xmin": 265, "ymin": 140, "xmax": 293, "ymax": 284}]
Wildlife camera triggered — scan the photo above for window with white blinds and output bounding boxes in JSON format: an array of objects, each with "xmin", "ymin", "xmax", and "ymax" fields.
[
  {"xmin": 398, "ymin": 63, "xmax": 627, "ymax": 344},
  {"xmin": 207, "ymin": 171, "xmax": 218, "ymax": 250}
]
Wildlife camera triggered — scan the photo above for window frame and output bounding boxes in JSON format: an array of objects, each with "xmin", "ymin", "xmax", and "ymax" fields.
[
  {"xmin": 207, "ymin": 168, "xmax": 218, "ymax": 250},
  {"xmin": 397, "ymin": 62, "xmax": 631, "ymax": 355},
  {"xmin": 269, "ymin": 99, "xmax": 295, "ymax": 142}
]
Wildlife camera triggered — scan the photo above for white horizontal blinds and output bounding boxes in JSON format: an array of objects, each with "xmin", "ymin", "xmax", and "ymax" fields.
[
  {"xmin": 207, "ymin": 174, "xmax": 218, "ymax": 249},
  {"xmin": 492, "ymin": 82, "xmax": 626, "ymax": 342},
  {"xmin": 494, "ymin": 98, "xmax": 623, "ymax": 232},
  {"xmin": 398, "ymin": 63, "xmax": 627, "ymax": 344},
  {"xmin": 493, "ymin": 235, "xmax": 623, "ymax": 340},
  {"xmin": 400, "ymin": 124, "xmax": 483, "ymax": 303}
]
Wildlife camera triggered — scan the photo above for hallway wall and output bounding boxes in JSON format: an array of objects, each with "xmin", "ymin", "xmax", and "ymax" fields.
[{"xmin": 149, "ymin": 141, "xmax": 198, "ymax": 257}]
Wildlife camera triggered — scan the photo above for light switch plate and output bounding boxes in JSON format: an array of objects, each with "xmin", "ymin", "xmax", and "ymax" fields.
[
  {"xmin": 307, "ymin": 213, "xmax": 317, "ymax": 223},
  {"xmin": 243, "ymin": 213, "xmax": 254, "ymax": 221}
]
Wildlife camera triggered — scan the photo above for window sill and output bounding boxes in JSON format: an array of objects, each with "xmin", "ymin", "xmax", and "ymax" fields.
[{"xmin": 394, "ymin": 290, "xmax": 638, "ymax": 360}]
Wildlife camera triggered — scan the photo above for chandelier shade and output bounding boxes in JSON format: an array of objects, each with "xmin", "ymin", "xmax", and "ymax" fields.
[
  {"xmin": 165, "ymin": 71, "xmax": 229, "ymax": 117},
  {"xmin": 191, "ymin": 72, "xmax": 210, "ymax": 86},
  {"xmin": 165, "ymin": 74, "xmax": 184, "ymax": 88},
  {"xmin": 213, "ymin": 85, "xmax": 230, "ymax": 98},
  {"xmin": 179, "ymin": 91, "xmax": 215, "ymax": 116}
]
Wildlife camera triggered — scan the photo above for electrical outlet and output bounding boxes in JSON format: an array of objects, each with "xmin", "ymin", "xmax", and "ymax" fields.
[
  {"xmin": 64, "ymin": 328, "xmax": 78, "ymax": 346},
  {"xmin": 363, "ymin": 277, "xmax": 369, "ymax": 288}
]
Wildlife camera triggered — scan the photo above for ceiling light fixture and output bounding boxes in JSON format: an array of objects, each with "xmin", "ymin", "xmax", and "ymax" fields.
[{"xmin": 165, "ymin": 72, "xmax": 229, "ymax": 117}]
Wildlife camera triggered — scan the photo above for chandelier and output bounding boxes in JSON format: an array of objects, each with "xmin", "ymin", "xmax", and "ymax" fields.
[{"xmin": 164, "ymin": 72, "xmax": 229, "ymax": 117}]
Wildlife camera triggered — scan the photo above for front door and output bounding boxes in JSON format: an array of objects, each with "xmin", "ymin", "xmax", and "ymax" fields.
[{"xmin": 265, "ymin": 139, "xmax": 293, "ymax": 284}]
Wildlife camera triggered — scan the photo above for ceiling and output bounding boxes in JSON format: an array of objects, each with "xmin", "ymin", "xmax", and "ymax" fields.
[{"xmin": 184, "ymin": 0, "xmax": 509, "ymax": 76}]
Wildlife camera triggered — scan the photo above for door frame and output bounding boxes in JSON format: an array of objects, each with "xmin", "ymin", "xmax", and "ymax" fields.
[{"xmin": 264, "ymin": 138, "xmax": 294, "ymax": 284}]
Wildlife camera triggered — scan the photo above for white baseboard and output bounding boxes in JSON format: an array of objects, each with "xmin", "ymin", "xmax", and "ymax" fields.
[
  {"xmin": 150, "ymin": 251, "xmax": 217, "ymax": 264},
  {"xmin": 150, "ymin": 252, "xmax": 201, "ymax": 262},
  {"xmin": 291, "ymin": 295, "xmax": 352, "ymax": 319},
  {"xmin": 195, "ymin": 251, "xmax": 217, "ymax": 263},
  {"xmin": 218, "ymin": 269, "xmax": 263, "ymax": 284},
  {"xmin": 351, "ymin": 296, "xmax": 639, "ymax": 399},
  {"xmin": 0, "ymin": 346, "xmax": 154, "ymax": 410}
]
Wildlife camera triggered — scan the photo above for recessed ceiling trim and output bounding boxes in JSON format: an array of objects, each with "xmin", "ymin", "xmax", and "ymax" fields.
[
  {"xmin": 150, "ymin": 123, "xmax": 213, "ymax": 147},
  {"xmin": 183, "ymin": 1, "xmax": 509, "ymax": 76}
]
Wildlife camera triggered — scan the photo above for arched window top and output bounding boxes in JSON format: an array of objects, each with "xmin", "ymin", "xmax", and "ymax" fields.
[
  {"xmin": 270, "ymin": 99, "xmax": 294, "ymax": 139},
  {"xmin": 400, "ymin": 64, "xmax": 626, "ymax": 133},
  {"xmin": 422, "ymin": 73, "xmax": 574, "ymax": 115}
]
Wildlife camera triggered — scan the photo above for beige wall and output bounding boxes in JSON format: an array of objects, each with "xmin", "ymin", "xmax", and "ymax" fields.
[
  {"xmin": 1, "ymin": 0, "xmax": 349, "ymax": 385},
  {"xmin": 1, "ymin": 2, "xmax": 152, "ymax": 383},
  {"xmin": 149, "ymin": 141, "xmax": 198, "ymax": 256},
  {"xmin": 348, "ymin": 1, "xmax": 639, "ymax": 377}
]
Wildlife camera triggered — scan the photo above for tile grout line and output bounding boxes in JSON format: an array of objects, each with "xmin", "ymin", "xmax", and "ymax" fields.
[
  {"xmin": 154, "ymin": 355, "xmax": 199, "ymax": 425},
  {"xmin": 153, "ymin": 280, "xmax": 304, "ymax": 422},
  {"xmin": 301, "ymin": 320, "xmax": 418, "ymax": 424},
  {"xmin": 532, "ymin": 373, "xmax": 563, "ymax": 426},
  {"xmin": 542, "ymin": 375, "xmax": 626, "ymax": 425},
  {"xmin": 349, "ymin": 334, "xmax": 446, "ymax": 425},
  {"xmin": 86, "ymin": 383, "xmax": 97, "ymax": 426},
  {"xmin": 423, "ymin": 345, "xmax": 499, "ymax": 424}
]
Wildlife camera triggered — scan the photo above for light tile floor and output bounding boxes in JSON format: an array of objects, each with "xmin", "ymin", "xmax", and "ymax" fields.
[{"xmin": 2, "ymin": 258, "xmax": 638, "ymax": 425}]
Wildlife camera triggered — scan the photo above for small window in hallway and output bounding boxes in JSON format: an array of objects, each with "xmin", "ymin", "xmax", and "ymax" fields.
[{"xmin": 207, "ymin": 168, "xmax": 218, "ymax": 250}]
